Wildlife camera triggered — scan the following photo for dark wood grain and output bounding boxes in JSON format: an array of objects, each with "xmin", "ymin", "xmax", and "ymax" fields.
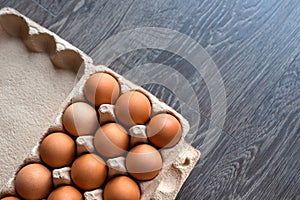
[
  {"xmin": 0, "ymin": 0, "xmax": 55, "ymax": 26},
  {"xmin": 183, "ymin": 56, "xmax": 300, "ymax": 200},
  {"xmin": 177, "ymin": 0, "xmax": 300, "ymax": 133},
  {"xmin": 31, "ymin": 0, "xmax": 72, "ymax": 16},
  {"xmin": 0, "ymin": 0, "xmax": 300, "ymax": 199},
  {"xmin": 176, "ymin": 129, "xmax": 235, "ymax": 200}
]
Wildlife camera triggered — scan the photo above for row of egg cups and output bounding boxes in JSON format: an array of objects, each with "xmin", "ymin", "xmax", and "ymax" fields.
[
  {"xmin": 55, "ymin": 64, "xmax": 189, "ymax": 198},
  {"xmin": 43, "ymin": 104, "xmax": 170, "ymax": 200},
  {"xmin": 1, "ymin": 65, "xmax": 190, "ymax": 199},
  {"xmin": 4, "ymin": 103, "xmax": 185, "ymax": 199}
]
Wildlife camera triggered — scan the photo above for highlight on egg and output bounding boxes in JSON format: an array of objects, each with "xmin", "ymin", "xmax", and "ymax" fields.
[
  {"xmin": 103, "ymin": 176, "xmax": 140, "ymax": 200},
  {"xmin": 94, "ymin": 123, "xmax": 129, "ymax": 158},
  {"xmin": 126, "ymin": 144, "xmax": 163, "ymax": 181},
  {"xmin": 62, "ymin": 102, "xmax": 99, "ymax": 136},
  {"xmin": 1, "ymin": 196, "xmax": 20, "ymax": 200},
  {"xmin": 71, "ymin": 153, "xmax": 107, "ymax": 190},
  {"xmin": 39, "ymin": 132, "xmax": 76, "ymax": 168},
  {"xmin": 84, "ymin": 72, "xmax": 120, "ymax": 106},
  {"xmin": 14, "ymin": 163, "xmax": 52, "ymax": 199},
  {"xmin": 115, "ymin": 90, "xmax": 152, "ymax": 127},
  {"xmin": 48, "ymin": 185, "xmax": 83, "ymax": 200},
  {"xmin": 146, "ymin": 113, "xmax": 182, "ymax": 148}
]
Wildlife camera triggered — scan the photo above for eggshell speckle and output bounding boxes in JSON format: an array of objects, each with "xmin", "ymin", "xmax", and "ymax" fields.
[
  {"xmin": 15, "ymin": 163, "xmax": 52, "ymax": 199},
  {"xmin": 147, "ymin": 113, "xmax": 182, "ymax": 148},
  {"xmin": 62, "ymin": 102, "xmax": 99, "ymax": 136},
  {"xmin": 84, "ymin": 72, "xmax": 120, "ymax": 106},
  {"xmin": 115, "ymin": 91, "xmax": 151, "ymax": 127},
  {"xmin": 126, "ymin": 144, "xmax": 162, "ymax": 181},
  {"xmin": 39, "ymin": 132, "xmax": 75, "ymax": 168},
  {"xmin": 94, "ymin": 123, "xmax": 129, "ymax": 158},
  {"xmin": 48, "ymin": 185, "xmax": 83, "ymax": 200},
  {"xmin": 71, "ymin": 153, "xmax": 107, "ymax": 190},
  {"xmin": 103, "ymin": 176, "xmax": 140, "ymax": 200}
]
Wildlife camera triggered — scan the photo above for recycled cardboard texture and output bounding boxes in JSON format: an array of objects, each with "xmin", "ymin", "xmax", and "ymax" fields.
[
  {"xmin": 0, "ymin": 7, "xmax": 91, "ymax": 191},
  {"xmin": 0, "ymin": 16, "xmax": 78, "ymax": 189},
  {"xmin": 0, "ymin": 7, "xmax": 200, "ymax": 200}
]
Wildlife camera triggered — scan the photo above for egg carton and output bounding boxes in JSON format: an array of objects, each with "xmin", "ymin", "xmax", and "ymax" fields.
[{"xmin": 0, "ymin": 7, "xmax": 201, "ymax": 200}]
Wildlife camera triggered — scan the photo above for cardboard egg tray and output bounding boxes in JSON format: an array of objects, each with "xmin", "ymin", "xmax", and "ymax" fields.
[{"xmin": 0, "ymin": 7, "xmax": 200, "ymax": 200}]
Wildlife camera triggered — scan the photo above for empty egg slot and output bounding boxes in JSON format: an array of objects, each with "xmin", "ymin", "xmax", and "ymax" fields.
[{"xmin": 0, "ymin": 9, "xmax": 87, "ymax": 193}]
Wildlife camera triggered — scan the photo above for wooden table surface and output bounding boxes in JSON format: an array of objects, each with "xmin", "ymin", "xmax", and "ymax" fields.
[{"xmin": 0, "ymin": 0, "xmax": 299, "ymax": 199}]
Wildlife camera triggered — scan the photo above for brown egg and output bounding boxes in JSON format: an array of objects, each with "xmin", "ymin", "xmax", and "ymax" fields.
[
  {"xmin": 71, "ymin": 153, "xmax": 107, "ymax": 190},
  {"xmin": 94, "ymin": 123, "xmax": 129, "ymax": 158},
  {"xmin": 103, "ymin": 176, "xmax": 140, "ymax": 200},
  {"xmin": 62, "ymin": 102, "xmax": 99, "ymax": 136},
  {"xmin": 39, "ymin": 132, "xmax": 75, "ymax": 168},
  {"xmin": 126, "ymin": 144, "xmax": 162, "ymax": 180},
  {"xmin": 115, "ymin": 91, "xmax": 151, "ymax": 126},
  {"xmin": 48, "ymin": 185, "xmax": 83, "ymax": 200},
  {"xmin": 84, "ymin": 72, "xmax": 120, "ymax": 106},
  {"xmin": 1, "ymin": 197, "xmax": 20, "ymax": 200},
  {"xmin": 15, "ymin": 163, "xmax": 52, "ymax": 199},
  {"xmin": 147, "ymin": 113, "xmax": 182, "ymax": 148}
]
